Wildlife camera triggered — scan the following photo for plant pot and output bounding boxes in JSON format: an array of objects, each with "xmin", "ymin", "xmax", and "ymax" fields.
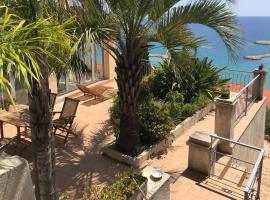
[
  {"xmin": 220, "ymin": 90, "xmax": 230, "ymax": 99},
  {"xmin": 128, "ymin": 178, "xmax": 148, "ymax": 200}
]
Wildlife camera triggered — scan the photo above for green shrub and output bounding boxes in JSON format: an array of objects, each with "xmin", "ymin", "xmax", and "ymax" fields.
[
  {"xmin": 192, "ymin": 94, "xmax": 211, "ymax": 110},
  {"xmin": 109, "ymin": 96, "xmax": 120, "ymax": 119},
  {"xmin": 89, "ymin": 172, "xmax": 146, "ymax": 200},
  {"xmin": 138, "ymin": 98, "xmax": 174, "ymax": 146},
  {"xmin": 145, "ymin": 56, "xmax": 227, "ymax": 103},
  {"xmin": 144, "ymin": 61, "xmax": 175, "ymax": 100},
  {"xmin": 165, "ymin": 91, "xmax": 184, "ymax": 124},
  {"xmin": 181, "ymin": 103, "xmax": 198, "ymax": 120},
  {"xmin": 265, "ymin": 109, "xmax": 270, "ymax": 136},
  {"xmin": 173, "ymin": 57, "xmax": 227, "ymax": 102}
]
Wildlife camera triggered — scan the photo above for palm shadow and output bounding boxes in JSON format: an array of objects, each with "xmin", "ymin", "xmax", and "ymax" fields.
[{"xmin": 55, "ymin": 119, "xmax": 131, "ymax": 199}]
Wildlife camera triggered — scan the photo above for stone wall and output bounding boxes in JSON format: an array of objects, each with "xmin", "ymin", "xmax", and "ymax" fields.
[{"xmin": 232, "ymin": 98, "xmax": 266, "ymax": 170}]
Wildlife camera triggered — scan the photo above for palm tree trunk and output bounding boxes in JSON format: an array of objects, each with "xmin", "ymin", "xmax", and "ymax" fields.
[
  {"xmin": 28, "ymin": 1, "xmax": 56, "ymax": 199},
  {"xmin": 115, "ymin": 62, "xmax": 143, "ymax": 156},
  {"xmin": 29, "ymin": 59, "xmax": 56, "ymax": 200}
]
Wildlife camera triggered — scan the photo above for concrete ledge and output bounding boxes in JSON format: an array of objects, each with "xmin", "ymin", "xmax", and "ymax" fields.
[
  {"xmin": 171, "ymin": 102, "xmax": 214, "ymax": 139},
  {"xmin": 103, "ymin": 102, "xmax": 214, "ymax": 168},
  {"xmin": 103, "ymin": 140, "xmax": 171, "ymax": 168}
]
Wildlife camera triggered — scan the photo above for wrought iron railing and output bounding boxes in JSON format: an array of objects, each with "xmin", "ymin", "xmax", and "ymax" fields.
[
  {"xmin": 233, "ymin": 75, "xmax": 260, "ymax": 125},
  {"xmin": 219, "ymin": 69, "xmax": 254, "ymax": 93},
  {"xmin": 209, "ymin": 135, "xmax": 264, "ymax": 200},
  {"xmin": 244, "ymin": 150, "xmax": 264, "ymax": 200}
]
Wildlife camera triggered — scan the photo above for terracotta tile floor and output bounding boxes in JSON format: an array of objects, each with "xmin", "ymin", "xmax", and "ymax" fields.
[{"xmin": 1, "ymin": 80, "xmax": 270, "ymax": 200}]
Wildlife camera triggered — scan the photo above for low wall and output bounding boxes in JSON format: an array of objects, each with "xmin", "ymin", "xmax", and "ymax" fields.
[
  {"xmin": 232, "ymin": 98, "xmax": 266, "ymax": 170},
  {"xmin": 171, "ymin": 102, "xmax": 214, "ymax": 139}
]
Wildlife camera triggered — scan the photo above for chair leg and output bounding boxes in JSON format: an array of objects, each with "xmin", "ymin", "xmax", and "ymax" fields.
[{"xmin": 64, "ymin": 129, "xmax": 71, "ymax": 144}]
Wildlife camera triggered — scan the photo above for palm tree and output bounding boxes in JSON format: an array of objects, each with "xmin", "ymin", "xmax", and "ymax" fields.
[
  {"xmin": 0, "ymin": 4, "xmax": 74, "ymax": 199},
  {"xmin": 75, "ymin": 0, "xmax": 242, "ymax": 156}
]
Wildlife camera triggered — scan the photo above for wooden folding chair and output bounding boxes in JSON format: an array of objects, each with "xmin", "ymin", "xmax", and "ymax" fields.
[{"xmin": 53, "ymin": 97, "xmax": 80, "ymax": 143}]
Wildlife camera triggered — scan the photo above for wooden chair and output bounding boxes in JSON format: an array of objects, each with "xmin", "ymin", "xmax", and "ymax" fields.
[
  {"xmin": 53, "ymin": 97, "xmax": 80, "ymax": 143},
  {"xmin": 77, "ymin": 84, "xmax": 117, "ymax": 100}
]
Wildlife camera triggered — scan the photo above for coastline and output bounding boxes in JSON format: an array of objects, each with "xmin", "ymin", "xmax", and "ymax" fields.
[
  {"xmin": 255, "ymin": 40, "xmax": 270, "ymax": 45},
  {"xmin": 244, "ymin": 53, "xmax": 270, "ymax": 60}
]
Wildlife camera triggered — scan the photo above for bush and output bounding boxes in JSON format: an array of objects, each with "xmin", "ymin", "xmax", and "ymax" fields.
[
  {"xmin": 109, "ymin": 96, "xmax": 120, "ymax": 119},
  {"xmin": 75, "ymin": 172, "xmax": 146, "ymax": 200},
  {"xmin": 192, "ymin": 94, "xmax": 211, "ymax": 110},
  {"xmin": 138, "ymin": 98, "xmax": 174, "ymax": 146},
  {"xmin": 94, "ymin": 173, "xmax": 145, "ymax": 200},
  {"xmin": 144, "ymin": 61, "xmax": 175, "ymax": 100},
  {"xmin": 181, "ymin": 103, "xmax": 198, "ymax": 120},
  {"xmin": 165, "ymin": 91, "xmax": 184, "ymax": 124},
  {"xmin": 265, "ymin": 109, "xmax": 270, "ymax": 136},
  {"xmin": 145, "ymin": 57, "xmax": 227, "ymax": 103}
]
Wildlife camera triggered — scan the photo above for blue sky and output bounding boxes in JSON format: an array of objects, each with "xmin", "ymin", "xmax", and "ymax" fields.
[
  {"xmin": 176, "ymin": 0, "xmax": 270, "ymax": 16},
  {"xmin": 234, "ymin": 0, "xmax": 270, "ymax": 16}
]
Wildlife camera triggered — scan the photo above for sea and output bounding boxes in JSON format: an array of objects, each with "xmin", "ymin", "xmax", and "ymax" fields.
[{"xmin": 149, "ymin": 17, "xmax": 270, "ymax": 88}]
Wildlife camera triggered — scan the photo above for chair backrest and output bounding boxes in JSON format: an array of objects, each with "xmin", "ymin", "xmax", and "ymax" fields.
[
  {"xmin": 77, "ymin": 84, "xmax": 90, "ymax": 94},
  {"xmin": 50, "ymin": 93, "xmax": 57, "ymax": 110},
  {"xmin": 60, "ymin": 97, "xmax": 80, "ymax": 119}
]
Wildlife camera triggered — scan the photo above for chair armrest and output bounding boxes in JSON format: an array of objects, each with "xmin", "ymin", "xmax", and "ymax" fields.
[
  {"xmin": 53, "ymin": 111, "xmax": 62, "ymax": 114},
  {"xmin": 53, "ymin": 111, "xmax": 62, "ymax": 116}
]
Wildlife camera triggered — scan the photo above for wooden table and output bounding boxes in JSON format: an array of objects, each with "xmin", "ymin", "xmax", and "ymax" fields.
[{"xmin": 0, "ymin": 105, "xmax": 30, "ymax": 139}]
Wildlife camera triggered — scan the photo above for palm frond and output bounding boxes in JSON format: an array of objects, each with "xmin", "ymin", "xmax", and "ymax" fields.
[
  {"xmin": 0, "ymin": 6, "xmax": 75, "ymax": 104},
  {"xmin": 169, "ymin": 0, "xmax": 243, "ymax": 59}
]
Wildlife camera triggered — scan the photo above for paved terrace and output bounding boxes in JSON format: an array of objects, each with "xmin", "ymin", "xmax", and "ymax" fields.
[{"xmin": 2, "ymin": 80, "xmax": 270, "ymax": 200}]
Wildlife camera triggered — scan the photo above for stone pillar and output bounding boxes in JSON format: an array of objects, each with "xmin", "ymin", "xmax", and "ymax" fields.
[
  {"xmin": 142, "ymin": 167, "xmax": 170, "ymax": 200},
  {"xmin": 215, "ymin": 96, "xmax": 237, "ymax": 153},
  {"xmin": 187, "ymin": 131, "xmax": 217, "ymax": 175},
  {"xmin": 253, "ymin": 64, "xmax": 267, "ymax": 100}
]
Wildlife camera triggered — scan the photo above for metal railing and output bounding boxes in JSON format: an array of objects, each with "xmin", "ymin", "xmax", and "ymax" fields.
[
  {"xmin": 209, "ymin": 135, "xmax": 264, "ymax": 200},
  {"xmin": 233, "ymin": 74, "xmax": 260, "ymax": 125},
  {"xmin": 220, "ymin": 69, "xmax": 254, "ymax": 93}
]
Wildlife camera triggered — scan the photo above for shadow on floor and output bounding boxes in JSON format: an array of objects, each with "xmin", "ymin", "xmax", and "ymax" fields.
[
  {"xmin": 54, "ymin": 119, "xmax": 130, "ymax": 199},
  {"xmin": 179, "ymin": 168, "xmax": 243, "ymax": 200}
]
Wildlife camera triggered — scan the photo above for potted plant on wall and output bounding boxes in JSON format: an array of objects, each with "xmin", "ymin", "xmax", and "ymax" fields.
[{"xmin": 220, "ymin": 87, "xmax": 230, "ymax": 99}]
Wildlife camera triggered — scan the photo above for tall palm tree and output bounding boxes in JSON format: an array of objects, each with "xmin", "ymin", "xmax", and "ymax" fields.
[
  {"xmin": 0, "ymin": 4, "xmax": 74, "ymax": 199},
  {"xmin": 76, "ymin": 0, "xmax": 242, "ymax": 156}
]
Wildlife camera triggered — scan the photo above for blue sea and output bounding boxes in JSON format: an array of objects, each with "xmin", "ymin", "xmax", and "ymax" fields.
[{"xmin": 150, "ymin": 17, "xmax": 270, "ymax": 88}]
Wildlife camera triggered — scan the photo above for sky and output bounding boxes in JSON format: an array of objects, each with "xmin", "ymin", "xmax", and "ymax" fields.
[
  {"xmin": 176, "ymin": 0, "xmax": 270, "ymax": 16},
  {"xmin": 234, "ymin": 0, "xmax": 270, "ymax": 16}
]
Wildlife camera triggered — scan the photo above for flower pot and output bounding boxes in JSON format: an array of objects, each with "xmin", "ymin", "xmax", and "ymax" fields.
[{"xmin": 220, "ymin": 90, "xmax": 230, "ymax": 99}]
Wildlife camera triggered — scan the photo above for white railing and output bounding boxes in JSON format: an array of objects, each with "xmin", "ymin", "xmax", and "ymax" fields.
[
  {"xmin": 209, "ymin": 135, "xmax": 264, "ymax": 200},
  {"xmin": 233, "ymin": 74, "xmax": 260, "ymax": 125}
]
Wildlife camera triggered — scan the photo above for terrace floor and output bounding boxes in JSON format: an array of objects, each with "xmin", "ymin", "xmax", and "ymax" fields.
[{"xmin": 2, "ymin": 80, "xmax": 270, "ymax": 200}]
